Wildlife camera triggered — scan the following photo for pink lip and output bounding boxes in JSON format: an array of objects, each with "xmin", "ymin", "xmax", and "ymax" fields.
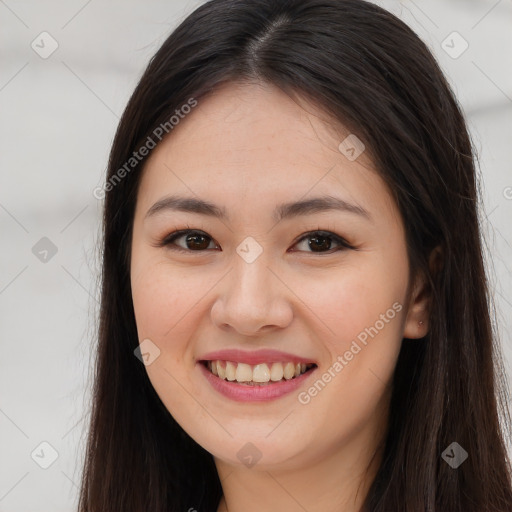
[
  {"xmin": 197, "ymin": 348, "xmax": 316, "ymax": 365},
  {"xmin": 198, "ymin": 361, "xmax": 317, "ymax": 402}
]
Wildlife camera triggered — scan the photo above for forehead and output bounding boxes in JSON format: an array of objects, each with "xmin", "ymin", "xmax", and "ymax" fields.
[{"xmin": 136, "ymin": 81, "xmax": 395, "ymax": 223}]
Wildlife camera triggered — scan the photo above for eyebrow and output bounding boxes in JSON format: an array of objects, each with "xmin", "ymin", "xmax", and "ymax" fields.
[{"xmin": 145, "ymin": 194, "xmax": 371, "ymax": 223}]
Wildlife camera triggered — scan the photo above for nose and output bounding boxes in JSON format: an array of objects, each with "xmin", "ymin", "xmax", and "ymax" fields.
[{"xmin": 210, "ymin": 254, "xmax": 293, "ymax": 336}]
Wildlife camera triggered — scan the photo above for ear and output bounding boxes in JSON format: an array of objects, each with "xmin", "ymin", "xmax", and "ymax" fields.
[{"xmin": 403, "ymin": 246, "xmax": 442, "ymax": 339}]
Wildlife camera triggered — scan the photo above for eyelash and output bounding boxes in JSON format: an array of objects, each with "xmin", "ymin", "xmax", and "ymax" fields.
[{"xmin": 157, "ymin": 225, "xmax": 356, "ymax": 254}]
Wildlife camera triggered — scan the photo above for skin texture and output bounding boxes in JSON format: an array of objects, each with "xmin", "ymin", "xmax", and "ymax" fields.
[{"xmin": 130, "ymin": 81, "xmax": 431, "ymax": 512}]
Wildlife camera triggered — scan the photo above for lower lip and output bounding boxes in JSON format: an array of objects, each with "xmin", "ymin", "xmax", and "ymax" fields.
[{"xmin": 198, "ymin": 362, "xmax": 317, "ymax": 402}]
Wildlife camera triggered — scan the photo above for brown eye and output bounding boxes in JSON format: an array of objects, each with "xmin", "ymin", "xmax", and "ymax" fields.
[
  {"xmin": 162, "ymin": 230, "xmax": 218, "ymax": 252},
  {"xmin": 184, "ymin": 233, "xmax": 211, "ymax": 250},
  {"xmin": 291, "ymin": 231, "xmax": 354, "ymax": 253},
  {"xmin": 307, "ymin": 233, "xmax": 332, "ymax": 252}
]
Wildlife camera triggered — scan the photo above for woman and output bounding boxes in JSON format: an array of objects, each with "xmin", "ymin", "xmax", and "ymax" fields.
[{"xmin": 78, "ymin": 0, "xmax": 512, "ymax": 510}]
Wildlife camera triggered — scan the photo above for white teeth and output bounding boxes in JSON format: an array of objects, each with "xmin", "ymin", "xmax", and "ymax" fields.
[
  {"xmin": 225, "ymin": 361, "xmax": 236, "ymax": 381},
  {"xmin": 235, "ymin": 363, "xmax": 253, "ymax": 382},
  {"xmin": 217, "ymin": 362, "xmax": 226, "ymax": 379},
  {"xmin": 252, "ymin": 363, "xmax": 270, "ymax": 382},
  {"xmin": 283, "ymin": 362, "xmax": 295, "ymax": 380},
  {"xmin": 270, "ymin": 362, "xmax": 284, "ymax": 381},
  {"xmin": 207, "ymin": 360, "xmax": 313, "ymax": 383}
]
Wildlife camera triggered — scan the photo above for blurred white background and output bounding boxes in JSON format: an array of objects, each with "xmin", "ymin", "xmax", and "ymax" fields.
[{"xmin": 1, "ymin": 0, "xmax": 511, "ymax": 510}]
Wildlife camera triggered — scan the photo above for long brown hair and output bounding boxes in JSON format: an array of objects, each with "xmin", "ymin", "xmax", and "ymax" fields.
[{"xmin": 78, "ymin": 1, "xmax": 512, "ymax": 510}]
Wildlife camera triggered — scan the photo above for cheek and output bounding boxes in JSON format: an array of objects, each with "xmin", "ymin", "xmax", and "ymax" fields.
[
  {"xmin": 131, "ymin": 259, "xmax": 204, "ymax": 341},
  {"xmin": 294, "ymin": 254, "xmax": 407, "ymax": 419},
  {"xmin": 130, "ymin": 262, "xmax": 205, "ymax": 422},
  {"xmin": 301, "ymin": 257, "xmax": 407, "ymax": 349},
  {"xmin": 130, "ymin": 259, "xmax": 218, "ymax": 400}
]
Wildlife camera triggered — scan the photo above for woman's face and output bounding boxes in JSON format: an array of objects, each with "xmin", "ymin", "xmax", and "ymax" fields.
[{"xmin": 130, "ymin": 81, "xmax": 425, "ymax": 471}]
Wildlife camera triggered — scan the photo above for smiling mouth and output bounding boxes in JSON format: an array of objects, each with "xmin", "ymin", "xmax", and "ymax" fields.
[{"xmin": 201, "ymin": 360, "xmax": 317, "ymax": 386}]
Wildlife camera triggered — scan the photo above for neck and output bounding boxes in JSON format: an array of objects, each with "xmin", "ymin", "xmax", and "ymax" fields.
[{"xmin": 215, "ymin": 429, "xmax": 385, "ymax": 512}]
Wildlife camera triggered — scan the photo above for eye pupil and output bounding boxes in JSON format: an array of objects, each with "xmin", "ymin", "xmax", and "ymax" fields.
[
  {"xmin": 309, "ymin": 234, "xmax": 331, "ymax": 252},
  {"xmin": 187, "ymin": 233, "xmax": 210, "ymax": 250}
]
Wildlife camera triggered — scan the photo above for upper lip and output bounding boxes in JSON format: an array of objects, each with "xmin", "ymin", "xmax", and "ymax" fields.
[{"xmin": 198, "ymin": 349, "xmax": 317, "ymax": 366}]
